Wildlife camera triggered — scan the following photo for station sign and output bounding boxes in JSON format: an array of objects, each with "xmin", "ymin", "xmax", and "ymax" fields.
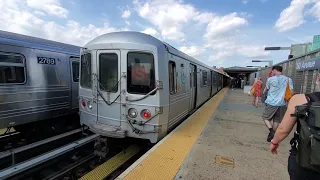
[{"xmin": 296, "ymin": 57, "xmax": 320, "ymax": 71}]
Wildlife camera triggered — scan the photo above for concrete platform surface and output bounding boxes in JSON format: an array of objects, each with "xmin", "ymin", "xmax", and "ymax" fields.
[{"xmin": 175, "ymin": 89, "xmax": 292, "ymax": 180}]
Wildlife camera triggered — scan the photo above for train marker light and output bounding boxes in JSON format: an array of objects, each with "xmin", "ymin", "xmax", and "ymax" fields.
[
  {"xmin": 141, "ymin": 109, "xmax": 151, "ymax": 119},
  {"xmin": 82, "ymin": 100, "xmax": 86, "ymax": 107}
]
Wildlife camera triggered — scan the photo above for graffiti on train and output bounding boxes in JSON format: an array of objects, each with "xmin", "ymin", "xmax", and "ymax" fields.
[{"xmin": 131, "ymin": 63, "xmax": 150, "ymax": 85}]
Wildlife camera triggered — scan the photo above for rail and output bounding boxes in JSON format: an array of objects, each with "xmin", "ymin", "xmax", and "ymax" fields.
[
  {"xmin": 0, "ymin": 128, "xmax": 83, "ymax": 165},
  {"xmin": 0, "ymin": 134, "xmax": 99, "ymax": 179}
]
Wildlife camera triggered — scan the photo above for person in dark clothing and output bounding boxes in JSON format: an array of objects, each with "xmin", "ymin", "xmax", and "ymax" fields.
[{"xmin": 270, "ymin": 91, "xmax": 320, "ymax": 180}]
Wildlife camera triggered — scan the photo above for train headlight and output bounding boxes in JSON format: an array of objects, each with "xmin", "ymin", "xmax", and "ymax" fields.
[
  {"xmin": 128, "ymin": 108, "xmax": 138, "ymax": 118},
  {"xmin": 87, "ymin": 101, "xmax": 92, "ymax": 109},
  {"xmin": 141, "ymin": 109, "xmax": 151, "ymax": 119}
]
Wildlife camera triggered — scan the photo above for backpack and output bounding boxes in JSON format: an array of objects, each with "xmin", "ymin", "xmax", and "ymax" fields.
[
  {"xmin": 291, "ymin": 92, "xmax": 320, "ymax": 172},
  {"xmin": 284, "ymin": 78, "xmax": 293, "ymax": 102}
]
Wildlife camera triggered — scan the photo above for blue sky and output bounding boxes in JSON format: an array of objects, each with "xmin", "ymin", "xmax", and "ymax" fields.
[{"xmin": 1, "ymin": 0, "xmax": 320, "ymax": 68}]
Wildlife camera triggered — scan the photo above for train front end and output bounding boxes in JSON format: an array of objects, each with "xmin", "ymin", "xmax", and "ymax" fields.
[{"xmin": 79, "ymin": 32, "xmax": 169, "ymax": 145}]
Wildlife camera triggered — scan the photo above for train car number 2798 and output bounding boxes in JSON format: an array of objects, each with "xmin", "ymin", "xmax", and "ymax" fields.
[{"xmin": 37, "ymin": 57, "xmax": 56, "ymax": 65}]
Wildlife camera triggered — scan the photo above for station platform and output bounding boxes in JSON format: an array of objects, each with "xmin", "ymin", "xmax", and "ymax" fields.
[{"xmin": 116, "ymin": 88, "xmax": 292, "ymax": 180}]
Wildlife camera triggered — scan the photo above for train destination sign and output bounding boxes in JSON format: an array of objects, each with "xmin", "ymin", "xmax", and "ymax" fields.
[{"xmin": 296, "ymin": 57, "xmax": 320, "ymax": 71}]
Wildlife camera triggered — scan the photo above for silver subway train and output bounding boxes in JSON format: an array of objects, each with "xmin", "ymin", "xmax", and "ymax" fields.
[
  {"xmin": 0, "ymin": 30, "xmax": 81, "ymax": 133},
  {"xmin": 79, "ymin": 31, "xmax": 230, "ymax": 145}
]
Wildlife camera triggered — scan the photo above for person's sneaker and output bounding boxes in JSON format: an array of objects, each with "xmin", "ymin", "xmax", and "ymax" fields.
[{"xmin": 267, "ymin": 130, "xmax": 274, "ymax": 142}]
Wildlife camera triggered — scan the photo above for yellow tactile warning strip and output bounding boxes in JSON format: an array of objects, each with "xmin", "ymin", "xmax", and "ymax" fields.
[
  {"xmin": 215, "ymin": 155, "xmax": 235, "ymax": 168},
  {"xmin": 79, "ymin": 144, "xmax": 141, "ymax": 180},
  {"xmin": 120, "ymin": 88, "xmax": 228, "ymax": 180}
]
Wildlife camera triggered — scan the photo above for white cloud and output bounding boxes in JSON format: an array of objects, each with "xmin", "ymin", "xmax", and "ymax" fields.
[
  {"xmin": 210, "ymin": 51, "xmax": 233, "ymax": 61},
  {"xmin": 26, "ymin": 0, "xmax": 68, "ymax": 18},
  {"xmin": 309, "ymin": 1, "xmax": 320, "ymax": 21},
  {"xmin": 275, "ymin": 0, "xmax": 312, "ymax": 32},
  {"xmin": 236, "ymin": 45, "xmax": 269, "ymax": 58},
  {"xmin": 33, "ymin": 10, "xmax": 46, "ymax": 16},
  {"xmin": 133, "ymin": 0, "xmax": 264, "ymax": 67},
  {"xmin": 201, "ymin": 12, "xmax": 256, "ymax": 63},
  {"xmin": 122, "ymin": 10, "xmax": 131, "ymax": 18},
  {"xmin": 242, "ymin": 0, "xmax": 249, "ymax": 4},
  {"xmin": 125, "ymin": 21, "xmax": 131, "ymax": 26},
  {"xmin": 134, "ymin": 0, "xmax": 248, "ymax": 43},
  {"xmin": 209, "ymin": 51, "xmax": 233, "ymax": 65},
  {"xmin": 208, "ymin": 44, "xmax": 269, "ymax": 66},
  {"xmin": 274, "ymin": 0, "xmax": 320, "ymax": 31},
  {"xmin": 193, "ymin": 12, "xmax": 215, "ymax": 24},
  {"xmin": 240, "ymin": 12, "xmax": 253, "ymax": 19},
  {"xmin": 134, "ymin": 0, "xmax": 198, "ymax": 41},
  {"xmin": 0, "ymin": 0, "xmax": 118, "ymax": 46},
  {"xmin": 204, "ymin": 12, "xmax": 248, "ymax": 40},
  {"xmin": 179, "ymin": 46, "xmax": 205, "ymax": 57},
  {"xmin": 141, "ymin": 27, "xmax": 159, "ymax": 37},
  {"xmin": 206, "ymin": 38, "xmax": 269, "ymax": 63}
]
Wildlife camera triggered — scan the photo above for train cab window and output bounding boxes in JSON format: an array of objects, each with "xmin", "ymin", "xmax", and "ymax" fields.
[
  {"xmin": 169, "ymin": 61, "xmax": 177, "ymax": 94},
  {"xmin": 99, "ymin": 53, "xmax": 118, "ymax": 92},
  {"xmin": 127, "ymin": 52, "xmax": 155, "ymax": 95},
  {"xmin": 202, "ymin": 71, "xmax": 208, "ymax": 86},
  {"xmin": 72, "ymin": 61, "xmax": 79, "ymax": 82},
  {"xmin": 0, "ymin": 53, "xmax": 25, "ymax": 84},
  {"xmin": 80, "ymin": 53, "xmax": 92, "ymax": 88}
]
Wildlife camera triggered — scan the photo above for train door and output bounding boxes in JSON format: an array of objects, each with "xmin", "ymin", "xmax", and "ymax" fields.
[
  {"xmin": 188, "ymin": 64, "xmax": 197, "ymax": 113},
  {"xmin": 210, "ymin": 70, "xmax": 213, "ymax": 96},
  {"xmin": 221, "ymin": 75, "xmax": 223, "ymax": 88},
  {"xmin": 96, "ymin": 50, "xmax": 121, "ymax": 126},
  {"xmin": 217, "ymin": 74, "xmax": 220, "ymax": 91},
  {"xmin": 70, "ymin": 57, "xmax": 79, "ymax": 109},
  {"xmin": 212, "ymin": 71, "xmax": 217, "ymax": 95}
]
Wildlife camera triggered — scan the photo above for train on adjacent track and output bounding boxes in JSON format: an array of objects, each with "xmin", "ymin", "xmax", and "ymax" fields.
[
  {"xmin": 0, "ymin": 30, "xmax": 81, "ymax": 134},
  {"xmin": 79, "ymin": 31, "xmax": 230, "ymax": 151}
]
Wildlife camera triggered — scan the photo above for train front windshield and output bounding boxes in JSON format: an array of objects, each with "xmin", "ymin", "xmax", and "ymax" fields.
[{"xmin": 127, "ymin": 52, "xmax": 155, "ymax": 95}]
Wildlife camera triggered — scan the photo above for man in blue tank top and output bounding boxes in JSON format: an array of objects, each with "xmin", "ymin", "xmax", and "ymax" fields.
[{"xmin": 262, "ymin": 65, "xmax": 294, "ymax": 142}]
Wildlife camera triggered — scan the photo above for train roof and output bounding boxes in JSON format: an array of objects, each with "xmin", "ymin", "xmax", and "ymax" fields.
[
  {"xmin": 0, "ymin": 30, "xmax": 81, "ymax": 55},
  {"xmin": 85, "ymin": 31, "xmax": 227, "ymax": 76}
]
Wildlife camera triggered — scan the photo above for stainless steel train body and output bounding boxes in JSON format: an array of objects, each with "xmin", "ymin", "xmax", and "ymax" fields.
[
  {"xmin": 79, "ymin": 31, "xmax": 230, "ymax": 143},
  {"xmin": 0, "ymin": 30, "xmax": 81, "ymax": 130}
]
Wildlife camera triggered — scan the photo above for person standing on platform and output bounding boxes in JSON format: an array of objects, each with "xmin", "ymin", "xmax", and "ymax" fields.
[
  {"xmin": 231, "ymin": 78, "xmax": 236, "ymax": 89},
  {"xmin": 262, "ymin": 65, "xmax": 294, "ymax": 142},
  {"xmin": 262, "ymin": 71, "xmax": 274, "ymax": 104},
  {"xmin": 252, "ymin": 77, "xmax": 263, "ymax": 107},
  {"xmin": 269, "ymin": 75, "xmax": 320, "ymax": 180}
]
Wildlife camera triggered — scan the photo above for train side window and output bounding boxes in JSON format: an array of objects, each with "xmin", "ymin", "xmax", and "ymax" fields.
[
  {"xmin": 202, "ymin": 71, "xmax": 208, "ymax": 86},
  {"xmin": 169, "ymin": 61, "xmax": 177, "ymax": 94},
  {"xmin": 72, "ymin": 61, "xmax": 79, "ymax": 82},
  {"xmin": 99, "ymin": 53, "xmax": 118, "ymax": 92},
  {"xmin": 80, "ymin": 53, "xmax": 92, "ymax": 88},
  {"xmin": 0, "ymin": 53, "xmax": 26, "ymax": 84}
]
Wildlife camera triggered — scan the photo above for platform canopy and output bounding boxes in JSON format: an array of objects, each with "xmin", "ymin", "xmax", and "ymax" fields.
[{"xmin": 224, "ymin": 66, "xmax": 257, "ymax": 74}]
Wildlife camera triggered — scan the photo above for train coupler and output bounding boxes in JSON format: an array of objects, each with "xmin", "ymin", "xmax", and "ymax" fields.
[{"xmin": 94, "ymin": 137, "xmax": 109, "ymax": 158}]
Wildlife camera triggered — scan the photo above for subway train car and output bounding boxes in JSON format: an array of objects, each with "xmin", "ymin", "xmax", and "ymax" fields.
[
  {"xmin": 79, "ymin": 31, "xmax": 230, "ymax": 148},
  {"xmin": 0, "ymin": 30, "xmax": 81, "ymax": 133}
]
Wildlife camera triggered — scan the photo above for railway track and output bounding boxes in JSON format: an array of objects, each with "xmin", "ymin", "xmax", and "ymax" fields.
[
  {"xmin": 0, "ymin": 107, "xmax": 192, "ymax": 180},
  {"xmin": 0, "ymin": 133, "xmax": 98, "ymax": 180},
  {"xmin": 0, "ymin": 130, "xmax": 149, "ymax": 180},
  {"xmin": 0, "ymin": 115, "xmax": 80, "ymax": 152}
]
